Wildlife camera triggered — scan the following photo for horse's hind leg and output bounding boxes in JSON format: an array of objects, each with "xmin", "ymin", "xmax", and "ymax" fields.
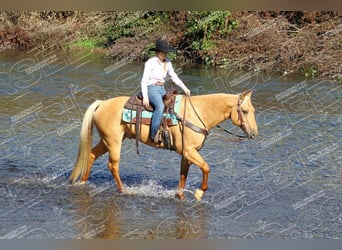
[
  {"xmin": 177, "ymin": 156, "xmax": 191, "ymax": 200},
  {"xmin": 81, "ymin": 140, "xmax": 107, "ymax": 182},
  {"xmin": 107, "ymin": 140, "xmax": 124, "ymax": 192}
]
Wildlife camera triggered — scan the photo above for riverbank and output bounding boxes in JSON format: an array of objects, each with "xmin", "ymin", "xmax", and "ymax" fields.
[{"xmin": 0, "ymin": 11, "xmax": 341, "ymax": 82}]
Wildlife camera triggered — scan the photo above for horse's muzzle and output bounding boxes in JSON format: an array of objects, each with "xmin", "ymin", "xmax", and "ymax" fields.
[{"xmin": 248, "ymin": 131, "xmax": 257, "ymax": 139}]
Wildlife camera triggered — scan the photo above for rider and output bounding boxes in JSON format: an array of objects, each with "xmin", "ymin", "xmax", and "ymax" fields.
[{"xmin": 141, "ymin": 39, "xmax": 191, "ymax": 143}]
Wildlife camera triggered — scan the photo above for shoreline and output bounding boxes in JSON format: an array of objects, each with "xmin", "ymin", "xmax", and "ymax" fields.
[{"xmin": 0, "ymin": 11, "xmax": 341, "ymax": 82}]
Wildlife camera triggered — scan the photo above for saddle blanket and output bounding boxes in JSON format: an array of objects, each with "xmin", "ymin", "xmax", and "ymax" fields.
[{"xmin": 122, "ymin": 95, "xmax": 182, "ymax": 126}]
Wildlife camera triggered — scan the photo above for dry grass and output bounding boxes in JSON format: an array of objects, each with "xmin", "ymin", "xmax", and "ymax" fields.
[
  {"xmin": 0, "ymin": 11, "xmax": 341, "ymax": 79},
  {"xmin": 0, "ymin": 11, "xmax": 114, "ymax": 50},
  {"xmin": 202, "ymin": 11, "xmax": 342, "ymax": 79}
]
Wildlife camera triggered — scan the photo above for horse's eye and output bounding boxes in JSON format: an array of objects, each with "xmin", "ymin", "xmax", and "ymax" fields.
[{"xmin": 243, "ymin": 110, "xmax": 248, "ymax": 114}]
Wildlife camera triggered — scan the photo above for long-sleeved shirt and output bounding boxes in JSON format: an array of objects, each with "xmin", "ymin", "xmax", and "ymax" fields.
[{"xmin": 141, "ymin": 56, "xmax": 186, "ymax": 99}]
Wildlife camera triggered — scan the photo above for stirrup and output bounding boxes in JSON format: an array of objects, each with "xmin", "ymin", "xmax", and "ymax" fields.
[
  {"xmin": 163, "ymin": 130, "xmax": 171, "ymax": 149},
  {"xmin": 153, "ymin": 131, "xmax": 162, "ymax": 144}
]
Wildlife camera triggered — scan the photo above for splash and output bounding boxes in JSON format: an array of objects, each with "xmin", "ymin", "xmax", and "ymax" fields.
[{"xmin": 123, "ymin": 179, "xmax": 178, "ymax": 199}]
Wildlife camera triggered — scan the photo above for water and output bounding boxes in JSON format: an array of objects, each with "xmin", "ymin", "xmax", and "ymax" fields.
[{"xmin": 0, "ymin": 50, "xmax": 341, "ymax": 239}]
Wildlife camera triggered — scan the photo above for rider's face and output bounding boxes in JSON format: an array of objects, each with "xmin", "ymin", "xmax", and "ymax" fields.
[{"xmin": 156, "ymin": 51, "xmax": 167, "ymax": 62}]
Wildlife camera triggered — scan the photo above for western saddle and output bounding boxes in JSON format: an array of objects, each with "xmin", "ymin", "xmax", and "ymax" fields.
[{"xmin": 123, "ymin": 88, "xmax": 178, "ymax": 153}]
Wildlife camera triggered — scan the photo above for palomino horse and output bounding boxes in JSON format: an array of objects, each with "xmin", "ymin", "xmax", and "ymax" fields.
[{"xmin": 70, "ymin": 91, "xmax": 258, "ymax": 201}]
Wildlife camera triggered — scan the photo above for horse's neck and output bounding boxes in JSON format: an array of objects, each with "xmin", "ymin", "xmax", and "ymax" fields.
[{"xmin": 190, "ymin": 94, "xmax": 238, "ymax": 129}]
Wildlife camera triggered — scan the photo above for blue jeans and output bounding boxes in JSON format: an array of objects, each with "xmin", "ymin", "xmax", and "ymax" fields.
[{"xmin": 148, "ymin": 85, "xmax": 166, "ymax": 139}]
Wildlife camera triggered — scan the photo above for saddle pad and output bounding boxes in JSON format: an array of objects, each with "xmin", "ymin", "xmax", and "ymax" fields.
[{"xmin": 122, "ymin": 95, "xmax": 182, "ymax": 126}]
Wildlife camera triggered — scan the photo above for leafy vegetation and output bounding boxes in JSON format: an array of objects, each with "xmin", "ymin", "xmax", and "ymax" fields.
[
  {"xmin": 301, "ymin": 66, "xmax": 319, "ymax": 78},
  {"xmin": 100, "ymin": 11, "xmax": 166, "ymax": 48},
  {"xmin": 0, "ymin": 11, "xmax": 341, "ymax": 81},
  {"xmin": 185, "ymin": 11, "xmax": 237, "ymax": 43},
  {"xmin": 183, "ymin": 11, "xmax": 238, "ymax": 64},
  {"xmin": 336, "ymin": 76, "xmax": 342, "ymax": 85},
  {"xmin": 70, "ymin": 38, "xmax": 99, "ymax": 49}
]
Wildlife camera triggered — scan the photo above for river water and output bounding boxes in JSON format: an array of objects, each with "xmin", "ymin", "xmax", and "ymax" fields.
[{"xmin": 0, "ymin": 50, "xmax": 341, "ymax": 239}]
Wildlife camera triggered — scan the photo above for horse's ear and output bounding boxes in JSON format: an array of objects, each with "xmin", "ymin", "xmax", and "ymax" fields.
[{"xmin": 242, "ymin": 90, "xmax": 253, "ymax": 98}]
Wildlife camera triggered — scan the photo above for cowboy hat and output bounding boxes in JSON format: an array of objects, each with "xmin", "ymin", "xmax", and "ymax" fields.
[{"xmin": 149, "ymin": 39, "xmax": 176, "ymax": 53}]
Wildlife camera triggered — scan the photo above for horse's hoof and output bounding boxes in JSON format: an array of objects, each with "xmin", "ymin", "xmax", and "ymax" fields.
[
  {"xmin": 176, "ymin": 192, "xmax": 185, "ymax": 200},
  {"xmin": 194, "ymin": 189, "xmax": 204, "ymax": 201},
  {"xmin": 77, "ymin": 180, "xmax": 87, "ymax": 185},
  {"xmin": 118, "ymin": 188, "xmax": 126, "ymax": 194}
]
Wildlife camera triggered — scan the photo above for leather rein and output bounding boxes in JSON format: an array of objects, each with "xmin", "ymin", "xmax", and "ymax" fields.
[
  {"xmin": 216, "ymin": 94, "xmax": 248, "ymax": 141},
  {"xmin": 177, "ymin": 94, "xmax": 247, "ymax": 143}
]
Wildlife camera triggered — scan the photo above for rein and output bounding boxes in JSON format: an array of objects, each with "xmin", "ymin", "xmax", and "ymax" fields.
[
  {"xmin": 215, "ymin": 94, "xmax": 248, "ymax": 141},
  {"xmin": 215, "ymin": 125, "xmax": 247, "ymax": 141},
  {"xmin": 176, "ymin": 95, "xmax": 208, "ymax": 136},
  {"xmin": 178, "ymin": 94, "xmax": 248, "ymax": 145},
  {"xmin": 186, "ymin": 95, "xmax": 208, "ymax": 133},
  {"xmin": 177, "ymin": 95, "xmax": 209, "ymax": 155}
]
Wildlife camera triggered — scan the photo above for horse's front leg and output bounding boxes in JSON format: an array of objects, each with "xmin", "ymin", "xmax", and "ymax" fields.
[
  {"xmin": 177, "ymin": 156, "xmax": 191, "ymax": 200},
  {"xmin": 183, "ymin": 149, "xmax": 210, "ymax": 201}
]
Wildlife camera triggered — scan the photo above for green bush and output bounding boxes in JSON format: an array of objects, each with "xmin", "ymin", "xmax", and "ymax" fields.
[
  {"xmin": 301, "ymin": 66, "xmax": 318, "ymax": 78},
  {"xmin": 185, "ymin": 11, "xmax": 238, "ymax": 50},
  {"xmin": 100, "ymin": 12, "xmax": 166, "ymax": 48},
  {"xmin": 70, "ymin": 38, "xmax": 99, "ymax": 49},
  {"xmin": 336, "ymin": 76, "xmax": 342, "ymax": 84}
]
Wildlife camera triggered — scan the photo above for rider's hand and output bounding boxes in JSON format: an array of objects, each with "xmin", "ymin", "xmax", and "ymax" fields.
[
  {"xmin": 183, "ymin": 87, "xmax": 191, "ymax": 96},
  {"xmin": 143, "ymin": 97, "xmax": 150, "ymax": 107}
]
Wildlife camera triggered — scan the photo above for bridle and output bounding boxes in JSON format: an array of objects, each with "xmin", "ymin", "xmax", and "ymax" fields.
[
  {"xmin": 216, "ymin": 94, "xmax": 248, "ymax": 141},
  {"xmin": 179, "ymin": 94, "xmax": 248, "ymax": 143},
  {"xmin": 236, "ymin": 94, "xmax": 247, "ymax": 133}
]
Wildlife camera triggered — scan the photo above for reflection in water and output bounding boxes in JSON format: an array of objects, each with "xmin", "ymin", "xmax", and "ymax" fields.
[
  {"xmin": 68, "ymin": 186, "xmax": 122, "ymax": 239},
  {"xmin": 68, "ymin": 185, "xmax": 209, "ymax": 239},
  {"xmin": 156, "ymin": 201, "xmax": 208, "ymax": 239}
]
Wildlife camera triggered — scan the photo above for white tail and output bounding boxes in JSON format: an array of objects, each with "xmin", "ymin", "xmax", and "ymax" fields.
[{"xmin": 70, "ymin": 100, "xmax": 103, "ymax": 183}]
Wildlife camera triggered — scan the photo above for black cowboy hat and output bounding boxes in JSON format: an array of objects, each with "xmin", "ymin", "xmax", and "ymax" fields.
[{"xmin": 149, "ymin": 39, "xmax": 176, "ymax": 53}]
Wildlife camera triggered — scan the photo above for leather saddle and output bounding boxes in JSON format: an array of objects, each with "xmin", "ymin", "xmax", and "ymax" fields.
[
  {"xmin": 124, "ymin": 88, "xmax": 178, "ymax": 125},
  {"xmin": 125, "ymin": 88, "xmax": 178, "ymax": 113},
  {"xmin": 123, "ymin": 88, "xmax": 178, "ymax": 153}
]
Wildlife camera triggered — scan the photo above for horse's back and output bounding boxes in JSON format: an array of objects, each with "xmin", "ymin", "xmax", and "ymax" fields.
[
  {"xmin": 99, "ymin": 96, "xmax": 130, "ymax": 110},
  {"xmin": 93, "ymin": 96, "xmax": 130, "ymax": 126}
]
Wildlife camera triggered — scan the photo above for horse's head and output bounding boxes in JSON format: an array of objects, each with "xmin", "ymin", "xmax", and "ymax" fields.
[{"xmin": 231, "ymin": 90, "xmax": 258, "ymax": 139}]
